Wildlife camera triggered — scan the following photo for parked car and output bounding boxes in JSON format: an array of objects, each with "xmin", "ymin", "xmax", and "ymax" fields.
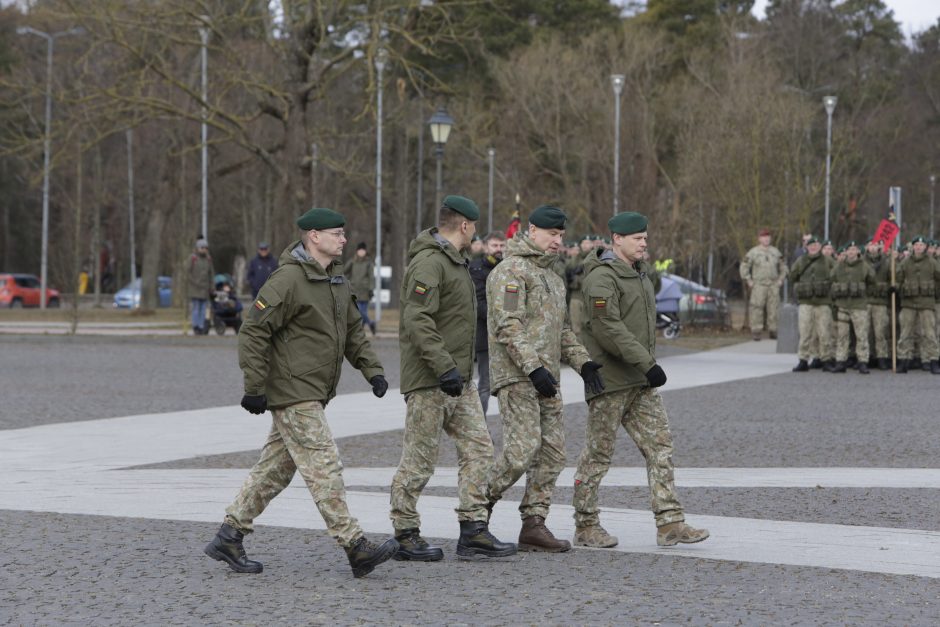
[
  {"xmin": 659, "ymin": 272, "xmax": 729, "ymax": 326},
  {"xmin": 113, "ymin": 276, "xmax": 173, "ymax": 309},
  {"xmin": 0, "ymin": 273, "xmax": 60, "ymax": 308}
]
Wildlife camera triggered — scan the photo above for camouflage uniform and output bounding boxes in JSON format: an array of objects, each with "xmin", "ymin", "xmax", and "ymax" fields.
[
  {"xmin": 486, "ymin": 233, "xmax": 590, "ymax": 519},
  {"xmin": 830, "ymin": 256, "xmax": 875, "ymax": 362},
  {"xmin": 897, "ymin": 253, "xmax": 940, "ymax": 361},
  {"xmin": 790, "ymin": 251, "xmax": 835, "ymax": 361},
  {"xmin": 866, "ymin": 251, "xmax": 892, "ymax": 360},
  {"xmin": 573, "ymin": 249, "xmax": 684, "ymax": 528},
  {"xmin": 740, "ymin": 244, "xmax": 787, "ymax": 334}
]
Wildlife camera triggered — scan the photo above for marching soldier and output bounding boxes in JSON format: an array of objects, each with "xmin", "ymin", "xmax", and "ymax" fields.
[
  {"xmin": 896, "ymin": 236, "xmax": 940, "ymax": 374},
  {"xmin": 485, "ymin": 205, "xmax": 604, "ymax": 552},
  {"xmin": 740, "ymin": 228, "xmax": 788, "ymax": 341},
  {"xmin": 829, "ymin": 241, "xmax": 875, "ymax": 374},
  {"xmin": 790, "ymin": 236, "xmax": 835, "ymax": 372},
  {"xmin": 573, "ymin": 212, "xmax": 708, "ymax": 548},
  {"xmin": 391, "ymin": 196, "xmax": 516, "ymax": 561}
]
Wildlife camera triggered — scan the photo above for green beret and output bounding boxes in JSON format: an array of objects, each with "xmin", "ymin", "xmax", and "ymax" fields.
[
  {"xmin": 442, "ymin": 195, "xmax": 480, "ymax": 221},
  {"xmin": 529, "ymin": 205, "xmax": 567, "ymax": 229},
  {"xmin": 806, "ymin": 235, "xmax": 819, "ymax": 245},
  {"xmin": 822, "ymin": 239, "xmax": 832, "ymax": 246},
  {"xmin": 608, "ymin": 212, "xmax": 648, "ymax": 235},
  {"xmin": 844, "ymin": 240, "xmax": 859, "ymax": 249},
  {"xmin": 297, "ymin": 207, "xmax": 345, "ymax": 230},
  {"xmin": 911, "ymin": 235, "xmax": 927, "ymax": 244},
  {"xmin": 898, "ymin": 244, "xmax": 907, "ymax": 252}
]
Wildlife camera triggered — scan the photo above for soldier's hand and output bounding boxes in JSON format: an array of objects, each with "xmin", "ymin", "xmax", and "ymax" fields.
[
  {"xmin": 439, "ymin": 368, "xmax": 464, "ymax": 397},
  {"xmin": 579, "ymin": 361, "xmax": 605, "ymax": 395},
  {"xmin": 528, "ymin": 366, "xmax": 558, "ymax": 398},
  {"xmin": 645, "ymin": 365, "xmax": 667, "ymax": 388},
  {"xmin": 240, "ymin": 394, "xmax": 268, "ymax": 415},
  {"xmin": 369, "ymin": 375, "xmax": 388, "ymax": 398},
  {"xmin": 747, "ymin": 280, "xmax": 754, "ymax": 289}
]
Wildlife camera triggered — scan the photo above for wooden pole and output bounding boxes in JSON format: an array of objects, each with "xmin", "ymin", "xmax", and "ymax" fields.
[{"xmin": 890, "ymin": 250, "xmax": 897, "ymax": 372}]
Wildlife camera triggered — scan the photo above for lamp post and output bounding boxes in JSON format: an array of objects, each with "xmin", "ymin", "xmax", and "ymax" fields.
[
  {"xmin": 487, "ymin": 148, "xmax": 495, "ymax": 233},
  {"xmin": 428, "ymin": 106, "xmax": 454, "ymax": 217},
  {"xmin": 126, "ymin": 129, "xmax": 137, "ymax": 307},
  {"xmin": 930, "ymin": 174, "xmax": 936, "ymax": 240},
  {"xmin": 199, "ymin": 16, "xmax": 210, "ymax": 241},
  {"xmin": 823, "ymin": 95, "xmax": 837, "ymax": 241},
  {"xmin": 373, "ymin": 47, "xmax": 388, "ymax": 326},
  {"xmin": 611, "ymin": 74, "xmax": 625, "ymax": 216},
  {"xmin": 16, "ymin": 25, "xmax": 84, "ymax": 309}
]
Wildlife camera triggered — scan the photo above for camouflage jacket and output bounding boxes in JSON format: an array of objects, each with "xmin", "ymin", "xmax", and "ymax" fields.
[
  {"xmin": 740, "ymin": 245, "xmax": 787, "ymax": 285},
  {"xmin": 486, "ymin": 233, "xmax": 590, "ymax": 394},
  {"xmin": 580, "ymin": 249, "xmax": 657, "ymax": 400},
  {"xmin": 897, "ymin": 253, "xmax": 940, "ymax": 310},
  {"xmin": 830, "ymin": 256, "xmax": 875, "ymax": 310},
  {"xmin": 238, "ymin": 241, "xmax": 383, "ymax": 409},
  {"xmin": 790, "ymin": 252, "xmax": 834, "ymax": 306}
]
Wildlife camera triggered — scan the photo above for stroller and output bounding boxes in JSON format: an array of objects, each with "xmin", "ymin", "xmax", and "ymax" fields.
[
  {"xmin": 211, "ymin": 274, "xmax": 243, "ymax": 335},
  {"xmin": 655, "ymin": 275, "xmax": 682, "ymax": 340}
]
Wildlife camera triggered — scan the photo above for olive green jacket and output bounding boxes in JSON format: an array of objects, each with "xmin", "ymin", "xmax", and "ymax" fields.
[
  {"xmin": 897, "ymin": 253, "xmax": 940, "ymax": 309},
  {"xmin": 790, "ymin": 252, "xmax": 834, "ymax": 306},
  {"xmin": 187, "ymin": 253, "xmax": 215, "ymax": 299},
  {"xmin": 580, "ymin": 249, "xmax": 657, "ymax": 400},
  {"xmin": 830, "ymin": 256, "xmax": 875, "ymax": 310},
  {"xmin": 865, "ymin": 252, "xmax": 892, "ymax": 305},
  {"xmin": 487, "ymin": 233, "xmax": 590, "ymax": 393},
  {"xmin": 399, "ymin": 228, "xmax": 477, "ymax": 395},
  {"xmin": 343, "ymin": 256, "xmax": 374, "ymax": 301},
  {"xmin": 238, "ymin": 241, "xmax": 384, "ymax": 409}
]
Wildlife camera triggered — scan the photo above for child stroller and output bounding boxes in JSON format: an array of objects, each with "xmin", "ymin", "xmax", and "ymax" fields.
[
  {"xmin": 655, "ymin": 275, "xmax": 682, "ymax": 340},
  {"xmin": 211, "ymin": 274, "xmax": 243, "ymax": 335}
]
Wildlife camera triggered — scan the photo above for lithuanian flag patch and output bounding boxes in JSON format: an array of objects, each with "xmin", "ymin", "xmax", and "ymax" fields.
[
  {"xmin": 593, "ymin": 298, "xmax": 607, "ymax": 308},
  {"xmin": 413, "ymin": 283, "xmax": 429, "ymax": 296},
  {"xmin": 505, "ymin": 284, "xmax": 519, "ymax": 293}
]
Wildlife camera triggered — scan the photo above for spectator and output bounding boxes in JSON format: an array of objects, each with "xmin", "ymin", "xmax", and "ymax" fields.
[
  {"xmin": 247, "ymin": 242, "xmax": 278, "ymax": 298},
  {"xmin": 344, "ymin": 242, "xmax": 376, "ymax": 335},
  {"xmin": 188, "ymin": 238, "xmax": 215, "ymax": 335}
]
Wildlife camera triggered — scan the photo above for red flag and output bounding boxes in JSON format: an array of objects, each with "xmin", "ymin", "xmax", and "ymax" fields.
[
  {"xmin": 872, "ymin": 208, "xmax": 899, "ymax": 249},
  {"xmin": 505, "ymin": 213, "xmax": 520, "ymax": 239}
]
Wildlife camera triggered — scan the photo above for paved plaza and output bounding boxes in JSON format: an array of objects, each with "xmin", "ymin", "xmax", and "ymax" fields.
[{"xmin": 1, "ymin": 333, "xmax": 939, "ymax": 625}]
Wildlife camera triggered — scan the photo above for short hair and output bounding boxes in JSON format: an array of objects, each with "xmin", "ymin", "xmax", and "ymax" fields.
[
  {"xmin": 482, "ymin": 231, "xmax": 506, "ymax": 244},
  {"xmin": 438, "ymin": 207, "xmax": 469, "ymax": 230}
]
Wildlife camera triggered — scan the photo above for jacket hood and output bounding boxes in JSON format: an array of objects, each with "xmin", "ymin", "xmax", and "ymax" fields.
[
  {"xmin": 583, "ymin": 248, "xmax": 642, "ymax": 278},
  {"xmin": 278, "ymin": 240, "xmax": 335, "ymax": 281},
  {"xmin": 505, "ymin": 232, "xmax": 558, "ymax": 268},
  {"xmin": 407, "ymin": 228, "xmax": 466, "ymax": 266}
]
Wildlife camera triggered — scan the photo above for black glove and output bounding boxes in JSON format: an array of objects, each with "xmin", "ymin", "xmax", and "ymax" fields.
[
  {"xmin": 645, "ymin": 364, "xmax": 667, "ymax": 388},
  {"xmin": 240, "ymin": 394, "xmax": 267, "ymax": 415},
  {"xmin": 439, "ymin": 367, "xmax": 464, "ymax": 397},
  {"xmin": 580, "ymin": 361, "xmax": 605, "ymax": 395},
  {"xmin": 528, "ymin": 366, "xmax": 558, "ymax": 398},
  {"xmin": 888, "ymin": 285, "xmax": 899, "ymax": 296},
  {"xmin": 370, "ymin": 375, "xmax": 388, "ymax": 398}
]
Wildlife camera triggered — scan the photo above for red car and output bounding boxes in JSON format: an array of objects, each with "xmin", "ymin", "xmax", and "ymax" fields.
[{"xmin": 0, "ymin": 273, "xmax": 61, "ymax": 308}]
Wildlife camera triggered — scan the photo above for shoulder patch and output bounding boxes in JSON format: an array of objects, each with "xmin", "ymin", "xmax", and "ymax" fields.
[{"xmin": 248, "ymin": 296, "xmax": 275, "ymax": 322}]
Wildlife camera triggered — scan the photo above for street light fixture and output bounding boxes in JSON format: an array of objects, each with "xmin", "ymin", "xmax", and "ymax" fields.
[
  {"xmin": 487, "ymin": 147, "xmax": 495, "ymax": 233},
  {"xmin": 373, "ymin": 47, "xmax": 388, "ymax": 326},
  {"xmin": 428, "ymin": 106, "xmax": 454, "ymax": 216},
  {"xmin": 823, "ymin": 95, "xmax": 837, "ymax": 241},
  {"xmin": 611, "ymin": 74, "xmax": 625, "ymax": 216},
  {"xmin": 16, "ymin": 25, "xmax": 84, "ymax": 309}
]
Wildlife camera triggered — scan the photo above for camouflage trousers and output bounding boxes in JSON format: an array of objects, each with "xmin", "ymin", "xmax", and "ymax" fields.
[
  {"xmin": 569, "ymin": 292, "xmax": 585, "ymax": 340},
  {"xmin": 573, "ymin": 387, "xmax": 684, "ymax": 528},
  {"xmin": 749, "ymin": 283, "xmax": 780, "ymax": 333},
  {"xmin": 835, "ymin": 307, "xmax": 870, "ymax": 362},
  {"xmin": 488, "ymin": 381, "xmax": 565, "ymax": 520},
  {"xmin": 898, "ymin": 307, "xmax": 939, "ymax": 360},
  {"xmin": 390, "ymin": 382, "xmax": 495, "ymax": 531},
  {"xmin": 797, "ymin": 304, "xmax": 833, "ymax": 361},
  {"xmin": 869, "ymin": 304, "xmax": 891, "ymax": 359},
  {"xmin": 224, "ymin": 401, "xmax": 362, "ymax": 547}
]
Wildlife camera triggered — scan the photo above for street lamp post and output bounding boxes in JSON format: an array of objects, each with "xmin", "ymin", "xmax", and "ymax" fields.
[
  {"xmin": 199, "ymin": 17, "xmax": 210, "ymax": 241},
  {"xmin": 16, "ymin": 25, "xmax": 83, "ymax": 308},
  {"xmin": 487, "ymin": 148, "xmax": 495, "ymax": 233},
  {"xmin": 611, "ymin": 74, "xmax": 625, "ymax": 216},
  {"xmin": 428, "ymin": 106, "xmax": 454, "ymax": 219},
  {"xmin": 126, "ymin": 129, "xmax": 137, "ymax": 307},
  {"xmin": 373, "ymin": 47, "xmax": 388, "ymax": 326},
  {"xmin": 930, "ymin": 174, "xmax": 936, "ymax": 240},
  {"xmin": 823, "ymin": 95, "xmax": 837, "ymax": 241}
]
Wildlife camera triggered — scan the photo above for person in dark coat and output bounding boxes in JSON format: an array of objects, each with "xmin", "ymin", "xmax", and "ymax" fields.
[
  {"xmin": 247, "ymin": 242, "xmax": 278, "ymax": 298},
  {"xmin": 467, "ymin": 231, "xmax": 506, "ymax": 414}
]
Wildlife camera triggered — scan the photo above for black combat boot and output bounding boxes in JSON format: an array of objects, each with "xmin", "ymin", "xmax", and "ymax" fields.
[
  {"xmin": 896, "ymin": 359, "xmax": 908, "ymax": 373},
  {"xmin": 923, "ymin": 359, "xmax": 932, "ymax": 371},
  {"xmin": 344, "ymin": 536, "xmax": 399, "ymax": 578},
  {"xmin": 456, "ymin": 521, "xmax": 517, "ymax": 559},
  {"xmin": 822, "ymin": 360, "xmax": 836, "ymax": 372},
  {"xmin": 204, "ymin": 523, "xmax": 263, "ymax": 573},
  {"xmin": 393, "ymin": 528, "xmax": 444, "ymax": 562},
  {"xmin": 857, "ymin": 362, "xmax": 870, "ymax": 374},
  {"xmin": 910, "ymin": 357, "xmax": 922, "ymax": 370},
  {"xmin": 867, "ymin": 356, "xmax": 878, "ymax": 367},
  {"xmin": 930, "ymin": 360, "xmax": 940, "ymax": 375},
  {"xmin": 809, "ymin": 358, "xmax": 823, "ymax": 369},
  {"xmin": 792, "ymin": 360, "xmax": 809, "ymax": 372},
  {"xmin": 846, "ymin": 356, "xmax": 858, "ymax": 369},
  {"xmin": 830, "ymin": 361, "xmax": 847, "ymax": 373},
  {"xmin": 877, "ymin": 358, "xmax": 890, "ymax": 370}
]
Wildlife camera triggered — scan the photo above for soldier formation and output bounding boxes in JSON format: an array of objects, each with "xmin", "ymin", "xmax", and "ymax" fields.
[
  {"xmin": 204, "ymin": 198, "xmax": 709, "ymax": 579},
  {"xmin": 743, "ymin": 229, "xmax": 940, "ymax": 375}
]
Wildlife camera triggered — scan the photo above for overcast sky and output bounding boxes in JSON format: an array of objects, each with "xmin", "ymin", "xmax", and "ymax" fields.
[{"xmin": 751, "ymin": 0, "xmax": 940, "ymax": 39}]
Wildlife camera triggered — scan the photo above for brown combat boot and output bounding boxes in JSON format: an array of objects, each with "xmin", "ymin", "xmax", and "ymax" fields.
[
  {"xmin": 518, "ymin": 516, "xmax": 571, "ymax": 552},
  {"xmin": 657, "ymin": 522, "xmax": 710, "ymax": 547},
  {"xmin": 574, "ymin": 524, "xmax": 618, "ymax": 548}
]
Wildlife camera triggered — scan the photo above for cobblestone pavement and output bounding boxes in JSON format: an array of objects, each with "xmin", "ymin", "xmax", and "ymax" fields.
[{"xmin": 2, "ymin": 336, "xmax": 939, "ymax": 625}]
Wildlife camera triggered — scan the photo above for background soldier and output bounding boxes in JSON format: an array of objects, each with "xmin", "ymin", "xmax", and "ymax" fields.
[
  {"xmin": 392, "ymin": 196, "xmax": 515, "ymax": 561},
  {"xmin": 790, "ymin": 236, "xmax": 835, "ymax": 372},
  {"xmin": 204, "ymin": 208, "xmax": 397, "ymax": 578},
  {"xmin": 485, "ymin": 205, "xmax": 603, "ymax": 553},
  {"xmin": 468, "ymin": 231, "xmax": 506, "ymax": 415},
  {"xmin": 865, "ymin": 239, "xmax": 893, "ymax": 370},
  {"xmin": 829, "ymin": 241, "xmax": 875, "ymax": 374},
  {"xmin": 896, "ymin": 236, "xmax": 940, "ymax": 374},
  {"xmin": 573, "ymin": 212, "xmax": 708, "ymax": 549},
  {"xmin": 343, "ymin": 242, "xmax": 377, "ymax": 335},
  {"xmin": 740, "ymin": 228, "xmax": 788, "ymax": 341},
  {"xmin": 566, "ymin": 235, "xmax": 594, "ymax": 339}
]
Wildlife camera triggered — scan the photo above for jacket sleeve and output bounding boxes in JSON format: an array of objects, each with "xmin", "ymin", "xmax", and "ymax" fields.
[
  {"xmin": 401, "ymin": 256, "xmax": 456, "ymax": 377},
  {"xmin": 778, "ymin": 251, "xmax": 789, "ymax": 280},
  {"xmin": 488, "ymin": 266, "xmax": 542, "ymax": 375},
  {"xmin": 559, "ymin": 318, "xmax": 591, "ymax": 371},
  {"xmin": 237, "ymin": 280, "xmax": 292, "ymax": 396},
  {"xmin": 740, "ymin": 251, "xmax": 752, "ymax": 281},
  {"xmin": 790, "ymin": 256, "xmax": 806, "ymax": 283},
  {"xmin": 584, "ymin": 270, "xmax": 656, "ymax": 373},
  {"xmin": 344, "ymin": 292, "xmax": 384, "ymax": 382}
]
